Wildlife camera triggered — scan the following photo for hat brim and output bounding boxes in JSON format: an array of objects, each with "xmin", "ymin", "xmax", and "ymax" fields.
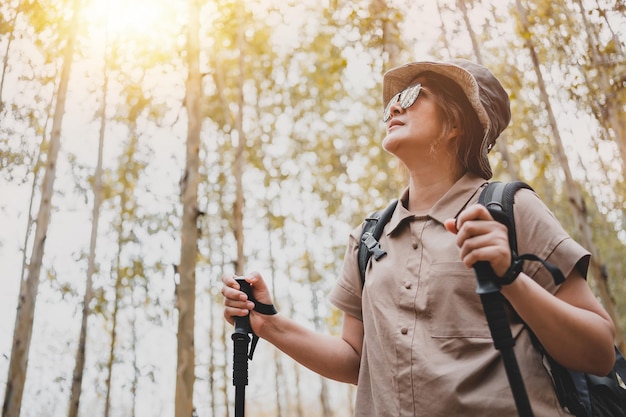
[{"xmin": 382, "ymin": 61, "xmax": 490, "ymax": 132}]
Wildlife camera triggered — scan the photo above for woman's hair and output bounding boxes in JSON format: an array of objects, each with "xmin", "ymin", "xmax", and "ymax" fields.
[{"xmin": 419, "ymin": 71, "xmax": 485, "ymax": 177}]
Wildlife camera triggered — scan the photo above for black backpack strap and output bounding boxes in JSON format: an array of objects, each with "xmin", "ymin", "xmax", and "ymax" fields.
[
  {"xmin": 479, "ymin": 181, "xmax": 565, "ymax": 286},
  {"xmin": 478, "ymin": 181, "xmax": 532, "ymax": 253},
  {"xmin": 357, "ymin": 199, "xmax": 398, "ymax": 287}
]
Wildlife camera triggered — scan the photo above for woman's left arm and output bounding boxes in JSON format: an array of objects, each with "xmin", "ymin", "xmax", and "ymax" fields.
[
  {"xmin": 500, "ymin": 269, "xmax": 615, "ymax": 375},
  {"xmin": 446, "ymin": 204, "xmax": 616, "ymax": 375}
]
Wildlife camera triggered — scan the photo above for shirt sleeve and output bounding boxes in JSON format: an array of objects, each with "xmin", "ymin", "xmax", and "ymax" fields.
[
  {"xmin": 513, "ymin": 188, "xmax": 591, "ymax": 295},
  {"xmin": 328, "ymin": 225, "xmax": 365, "ymax": 321}
]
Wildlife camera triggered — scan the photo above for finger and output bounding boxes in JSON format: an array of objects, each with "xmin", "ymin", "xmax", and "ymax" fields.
[
  {"xmin": 221, "ymin": 273, "xmax": 240, "ymax": 289},
  {"xmin": 460, "ymin": 246, "xmax": 495, "ymax": 269},
  {"xmin": 459, "ymin": 231, "xmax": 504, "ymax": 258},
  {"xmin": 462, "ymin": 246, "xmax": 511, "ymax": 275},
  {"xmin": 460, "ymin": 221, "xmax": 508, "ymax": 250},
  {"xmin": 246, "ymin": 271, "xmax": 264, "ymax": 287},
  {"xmin": 224, "ymin": 298, "xmax": 253, "ymax": 314},
  {"xmin": 244, "ymin": 271, "xmax": 274, "ymax": 305},
  {"xmin": 459, "ymin": 233, "xmax": 511, "ymax": 273},
  {"xmin": 444, "ymin": 218, "xmax": 458, "ymax": 234},
  {"xmin": 222, "ymin": 286, "xmax": 255, "ymax": 315},
  {"xmin": 456, "ymin": 204, "xmax": 493, "ymax": 230},
  {"xmin": 456, "ymin": 217, "xmax": 507, "ymax": 246},
  {"xmin": 221, "ymin": 283, "xmax": 249, "ymax": 302},
  {"xmin": 223, "ymin": 305, "xmax": 250, "ymax": 326}
]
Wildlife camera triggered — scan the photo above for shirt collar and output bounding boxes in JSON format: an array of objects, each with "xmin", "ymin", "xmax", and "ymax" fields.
[{"xmin": 386, "ymin": 172, "xmax": 488, "ymax": 235}]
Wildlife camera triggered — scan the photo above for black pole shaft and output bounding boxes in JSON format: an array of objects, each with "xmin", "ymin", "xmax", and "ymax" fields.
[
  {"xmin": 232, "ymin": 278, "xmax": 255, "ymax": 417},
  {"xmin": 232, "ymin": 327, "xmax": 250, "ymax": 417},
  {"xmin": 234, "ymin": 386, "xmax": 245, "ymax": 417}
]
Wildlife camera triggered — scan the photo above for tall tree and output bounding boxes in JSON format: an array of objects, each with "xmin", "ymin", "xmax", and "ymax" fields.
[
  {"xmin": 574, "ymin": 0, "xmax": 626, "ymax": 177},
  {"xmin": 104, "ymin": 129, "xmax": 146, "ymax": 417},
  {"xmin": 2, "ymin": 0, "xmax": 80, "ymax": 415},
  {"xmin": 515, "ymin": 0, "xmax": 623, "ymax": 350},
  {"xmin": 371, "ymin": 0, "xmax": 403, "ymax": 70},
  {"xmin": 175, "ymin": 0, "xmax": 202, "ymax": 414},
  {"xmin": 0, "ymin": 0, "xmax": 21, "ymax": 110},
  {"xmin": 67, "ymin": 19, "xmax": 110, "ymax": 417},
  {"xmin": 261, "ymin": 193, "xmax": 286, "ymax": 416},
  {"xmin": 232, "ymin": 0, "xmax": 247, "ymax": 276},
  {"xmin": 309, "ymin": 275, "xmax": 333, "ymax": 417}
]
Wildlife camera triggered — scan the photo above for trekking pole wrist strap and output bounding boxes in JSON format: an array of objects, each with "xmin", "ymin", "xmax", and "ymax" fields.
[
  {"xmin": 497, "ymin": 252, "xmax": 566, "ymax": 287},
  {"xmin": 245, "ymin": 301, "xmax": 276, "ymax": 360},
  {"xmin": 498, "ymin": 253, "xmax": 524, "ymax": 286},
  {"xmin": 253, "ymin": 300, "xmax": 278, "ymax": 315}
]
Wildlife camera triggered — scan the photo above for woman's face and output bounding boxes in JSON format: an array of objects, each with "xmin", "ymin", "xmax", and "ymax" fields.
[{"xmin": 382, "ymin": 77, "xmax": 457, "ymax": 164}]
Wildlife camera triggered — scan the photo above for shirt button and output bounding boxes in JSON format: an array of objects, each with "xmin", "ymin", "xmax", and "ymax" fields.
[
  {"xmin": 404, "ymin": 281, "xmax": 412, "ymax": 289},
  {"xmin": 412, "ymin": 242, "xmax": 418, "ymax": 249},
  {"xmin": 401, "ymin": 327, "xmax": 409, "ymax": 335}
]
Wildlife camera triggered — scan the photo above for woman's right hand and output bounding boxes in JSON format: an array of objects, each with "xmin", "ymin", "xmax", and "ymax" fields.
[
  {"xmin": 220, "ymin": 271, "xmax": 275, "ymax": 331},
  {"xmin": 222, "ymin": 271, "xmax": 363, "ymax": 384}
]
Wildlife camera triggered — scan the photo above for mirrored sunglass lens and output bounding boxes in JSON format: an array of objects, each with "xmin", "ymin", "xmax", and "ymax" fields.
[
  {"xmin": 399, "ymin": 84, "xmax": 421, "ymax": 109},
  {"xmin": 383, "ymin": 84, "xmax": 421, "ymax": 122}
]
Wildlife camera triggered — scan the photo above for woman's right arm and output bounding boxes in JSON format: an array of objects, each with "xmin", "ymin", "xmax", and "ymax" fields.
[{"xmin": 222, "ymin": 272, "xmax": 363, "ymax": 384}]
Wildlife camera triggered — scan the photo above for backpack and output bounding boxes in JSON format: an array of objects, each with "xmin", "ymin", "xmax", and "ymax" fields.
[{"xmin": 357, "ymin": 180, "xmax": 626, "ymax": 417}]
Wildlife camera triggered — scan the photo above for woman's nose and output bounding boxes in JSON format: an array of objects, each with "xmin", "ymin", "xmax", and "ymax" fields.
[{"xmin": 388, "ymin": 100, "xmax": 404, "ymax": 119}]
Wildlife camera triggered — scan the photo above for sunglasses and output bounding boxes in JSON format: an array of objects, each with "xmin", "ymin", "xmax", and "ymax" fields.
[{"xmin": 383, "ymin": 83, "xmax": 422, "ymax": 122}]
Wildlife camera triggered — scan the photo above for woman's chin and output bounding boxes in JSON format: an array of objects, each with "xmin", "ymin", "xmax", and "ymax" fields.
[{"xmin": 382, "ymin": 134, "xmax": 402, "ymax": 156}]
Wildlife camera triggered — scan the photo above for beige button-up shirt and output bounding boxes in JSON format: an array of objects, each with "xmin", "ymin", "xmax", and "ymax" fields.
[{"xmin": 329, "ymin": 173, "xmax": 588, "ymax": 416}]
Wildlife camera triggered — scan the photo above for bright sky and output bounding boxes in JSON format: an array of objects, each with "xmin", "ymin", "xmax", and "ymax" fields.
[{"xmin": 82, "ymin": 0, "xmax": 181, "ymax": 40}]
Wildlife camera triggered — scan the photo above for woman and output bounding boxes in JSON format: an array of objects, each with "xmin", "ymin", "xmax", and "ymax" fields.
[{"xmin": 221, "ymin": 59, "xmax": 615, "ymax": 416}]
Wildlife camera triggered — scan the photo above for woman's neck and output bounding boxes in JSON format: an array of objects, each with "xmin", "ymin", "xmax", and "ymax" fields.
[{"xmin": 406, "ymin": 170, "xmax": 464, "ymax": 214}]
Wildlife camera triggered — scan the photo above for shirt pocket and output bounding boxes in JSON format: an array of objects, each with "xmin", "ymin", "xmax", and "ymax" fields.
[{"xmin": 426, "ymin": 261, "xmax": 492, "ymax": 338}]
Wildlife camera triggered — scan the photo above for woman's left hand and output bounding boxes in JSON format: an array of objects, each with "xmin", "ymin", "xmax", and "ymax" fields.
[{"xmin": 444, "ymin": 204, "xmax": 511, "ymax": 277}]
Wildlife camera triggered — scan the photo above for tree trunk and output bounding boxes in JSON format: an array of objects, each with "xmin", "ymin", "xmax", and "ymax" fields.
[
  {"xmin": 67, "ymin": 24, "xmax": 109, "ymax": 417},
  {"xmin": 130, "ymin": 293, "xmax": 139, "ymax": 417},
  {"xmin": 372, "ymin": 0, "xmax": 402, "ymax": 71},
  {"xmin": 0, "ymin": 1, "xmax": 20, "ymax": 110},
  {"xmin": 435, "ymin": 0, "xmax": 452, "ymax": 57},
  {"xmin": 311, "ymin": 286, "xmax": 333, "ymax": 417},
  {"xmin": 573, "ymin": 0, "xmax": 626, "ymax": 182},
  {"xmin": 104, "ymin": 227, "xmax": 125, "ymax": 417},
  {"xmin": 221, "ymin": 320, "xmax": 231, "ymax": 417},
  {"xmin": 233, "ymin": 2, "xmax": 246, "ymax": 276},
  {"xmin": 264, "ymin": 199, "xmax": 285, "ymax": 417},
  {"xmin": 287, "ymin": 292, "xmax": 307, "ymax": 417},
  {"xmin": 2, "ymin": 1, "xmax": 79, "ymax": 415},
  {"xmin": 208, "ymin": 289, "xmax": 216, "ymax": 416},
  {"xmin": 515, "ymin": 0, "xmax": 624, "ymax": 351},
  {"xmin": 175, "ymin": 0, "xmax": 202, "ymax": 415},
  {"xmin": 293, "ymin": 348, "xmax": 304, "ymax": 417},
  {"xmin": 216, "ymin": 172, "xmax": 231, "ymax": 417},
  {"xmin": 456, "ymin": 0, "xmax": 483, "ymax": 64}
]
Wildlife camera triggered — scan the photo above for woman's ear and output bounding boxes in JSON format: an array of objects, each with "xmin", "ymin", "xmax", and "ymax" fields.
[{"xmin": 445, "ymin": 127, "xmax": 464, "ymax": 145}]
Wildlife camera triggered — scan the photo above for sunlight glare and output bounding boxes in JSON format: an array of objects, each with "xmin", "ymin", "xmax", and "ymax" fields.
[{"xmin": 83, "ymin": 0, "xmax": 172, "ymax": 42}]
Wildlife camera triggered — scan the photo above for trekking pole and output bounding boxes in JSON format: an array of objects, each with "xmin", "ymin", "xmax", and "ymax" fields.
[
  {"xmin": 232, "ymin": 279, "xmax": 253, "ymax": 417},
  {"xmin": 230, "ymin": 278, "xmax": 276, "ymax": 416},
  {"xmin": 474, "ymin": 261, "xmax": 534, "ymax": 417}
]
